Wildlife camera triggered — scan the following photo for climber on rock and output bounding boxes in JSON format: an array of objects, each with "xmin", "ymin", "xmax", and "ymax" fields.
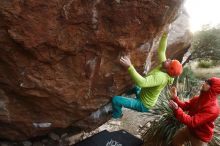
[{"xmin": 111, "ymin": 32, "xmax": 183, "ymax": 122}]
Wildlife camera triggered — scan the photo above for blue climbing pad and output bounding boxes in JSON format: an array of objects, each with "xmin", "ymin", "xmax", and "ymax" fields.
[{"xmin": 73, "ymin": 130, "xmax": 143, "ymax": 146}]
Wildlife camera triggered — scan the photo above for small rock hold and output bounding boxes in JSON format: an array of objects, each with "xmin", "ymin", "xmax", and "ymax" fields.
[
  {"xmin": 140, "ymin": 130, "xmax": 145, "ymax": 134},
  {"xmin": 135, "ymin": 134, "xmax": 141, "ymax": 139},
  {"xmin": 61, "ymin": 133, "xmax": 68, "ymax": 138},
  {"xmin": 115, "ymin": 0, "xmax": 120, "ymax": 3},
  {"xmin": 49, "ymin": 132, "xmax": 60, "ymax": 141},
  {"xmin": 146, "ymin": 122, "xmax": 151, "ymax": 128},
  {"xmin": 139, "ymin": 124, "xmax": 143, "ymax": 128},
  {"xmin": 66, "ymin": 132, "xmax": 84, "ymax": 145},
  {"xmin": 22, "ymin": 141, "xmax": 32, "ymax": 146}
]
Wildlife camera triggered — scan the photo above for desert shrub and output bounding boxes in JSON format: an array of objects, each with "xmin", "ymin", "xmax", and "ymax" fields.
[{"xmin": 198, "ymin": 60, "xmax": 214, "ymax": 68}]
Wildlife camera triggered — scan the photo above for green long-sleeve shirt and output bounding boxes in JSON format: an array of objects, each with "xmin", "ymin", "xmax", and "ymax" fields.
[{"xmin": 128, "ymin": 33, "xmax": 174, "ymax": 109}]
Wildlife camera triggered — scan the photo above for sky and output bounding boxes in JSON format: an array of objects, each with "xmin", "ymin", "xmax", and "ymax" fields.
[{"xmin": 184, "ymin": 0, "xmax": 220, "ymax": 32}]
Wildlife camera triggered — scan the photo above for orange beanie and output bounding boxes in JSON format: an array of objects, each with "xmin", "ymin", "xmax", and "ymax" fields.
[{"xmin": 167, "ymin": 60, "xmax": 183, "ymax": 77}]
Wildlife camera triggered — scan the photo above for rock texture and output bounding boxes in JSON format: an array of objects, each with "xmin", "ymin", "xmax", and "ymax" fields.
[{"xmin": 0, "ymin": 0, "xmax": 190, "ymax": 140}]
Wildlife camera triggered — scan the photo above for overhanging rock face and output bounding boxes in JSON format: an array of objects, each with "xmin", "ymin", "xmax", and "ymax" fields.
[{"xmin": 0, "ymin": 0, "xmax": 191, "ymax": 140}]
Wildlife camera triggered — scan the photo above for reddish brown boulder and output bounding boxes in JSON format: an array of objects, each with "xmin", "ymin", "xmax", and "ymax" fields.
[{"xmin": 0, "ymin": 0, "xmax": 190, "ymax": 140}]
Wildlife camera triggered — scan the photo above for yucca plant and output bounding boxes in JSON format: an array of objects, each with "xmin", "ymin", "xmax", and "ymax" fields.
[
  {"xmin": 142, "ymin": 86, "xmax": 190, "ymax": 146},
  {"xmin": 142, "ymin": 77, "xmax": 220, "ymax": 146},
  {"xmin": 142, "ymin": 105, "xmax": 183, "ymax": 145}
]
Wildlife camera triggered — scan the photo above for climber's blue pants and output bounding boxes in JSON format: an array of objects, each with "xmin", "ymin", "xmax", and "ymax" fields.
[{"xmin": 112, "ymin": 86, "xmax": 149, "ymax": 119}]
